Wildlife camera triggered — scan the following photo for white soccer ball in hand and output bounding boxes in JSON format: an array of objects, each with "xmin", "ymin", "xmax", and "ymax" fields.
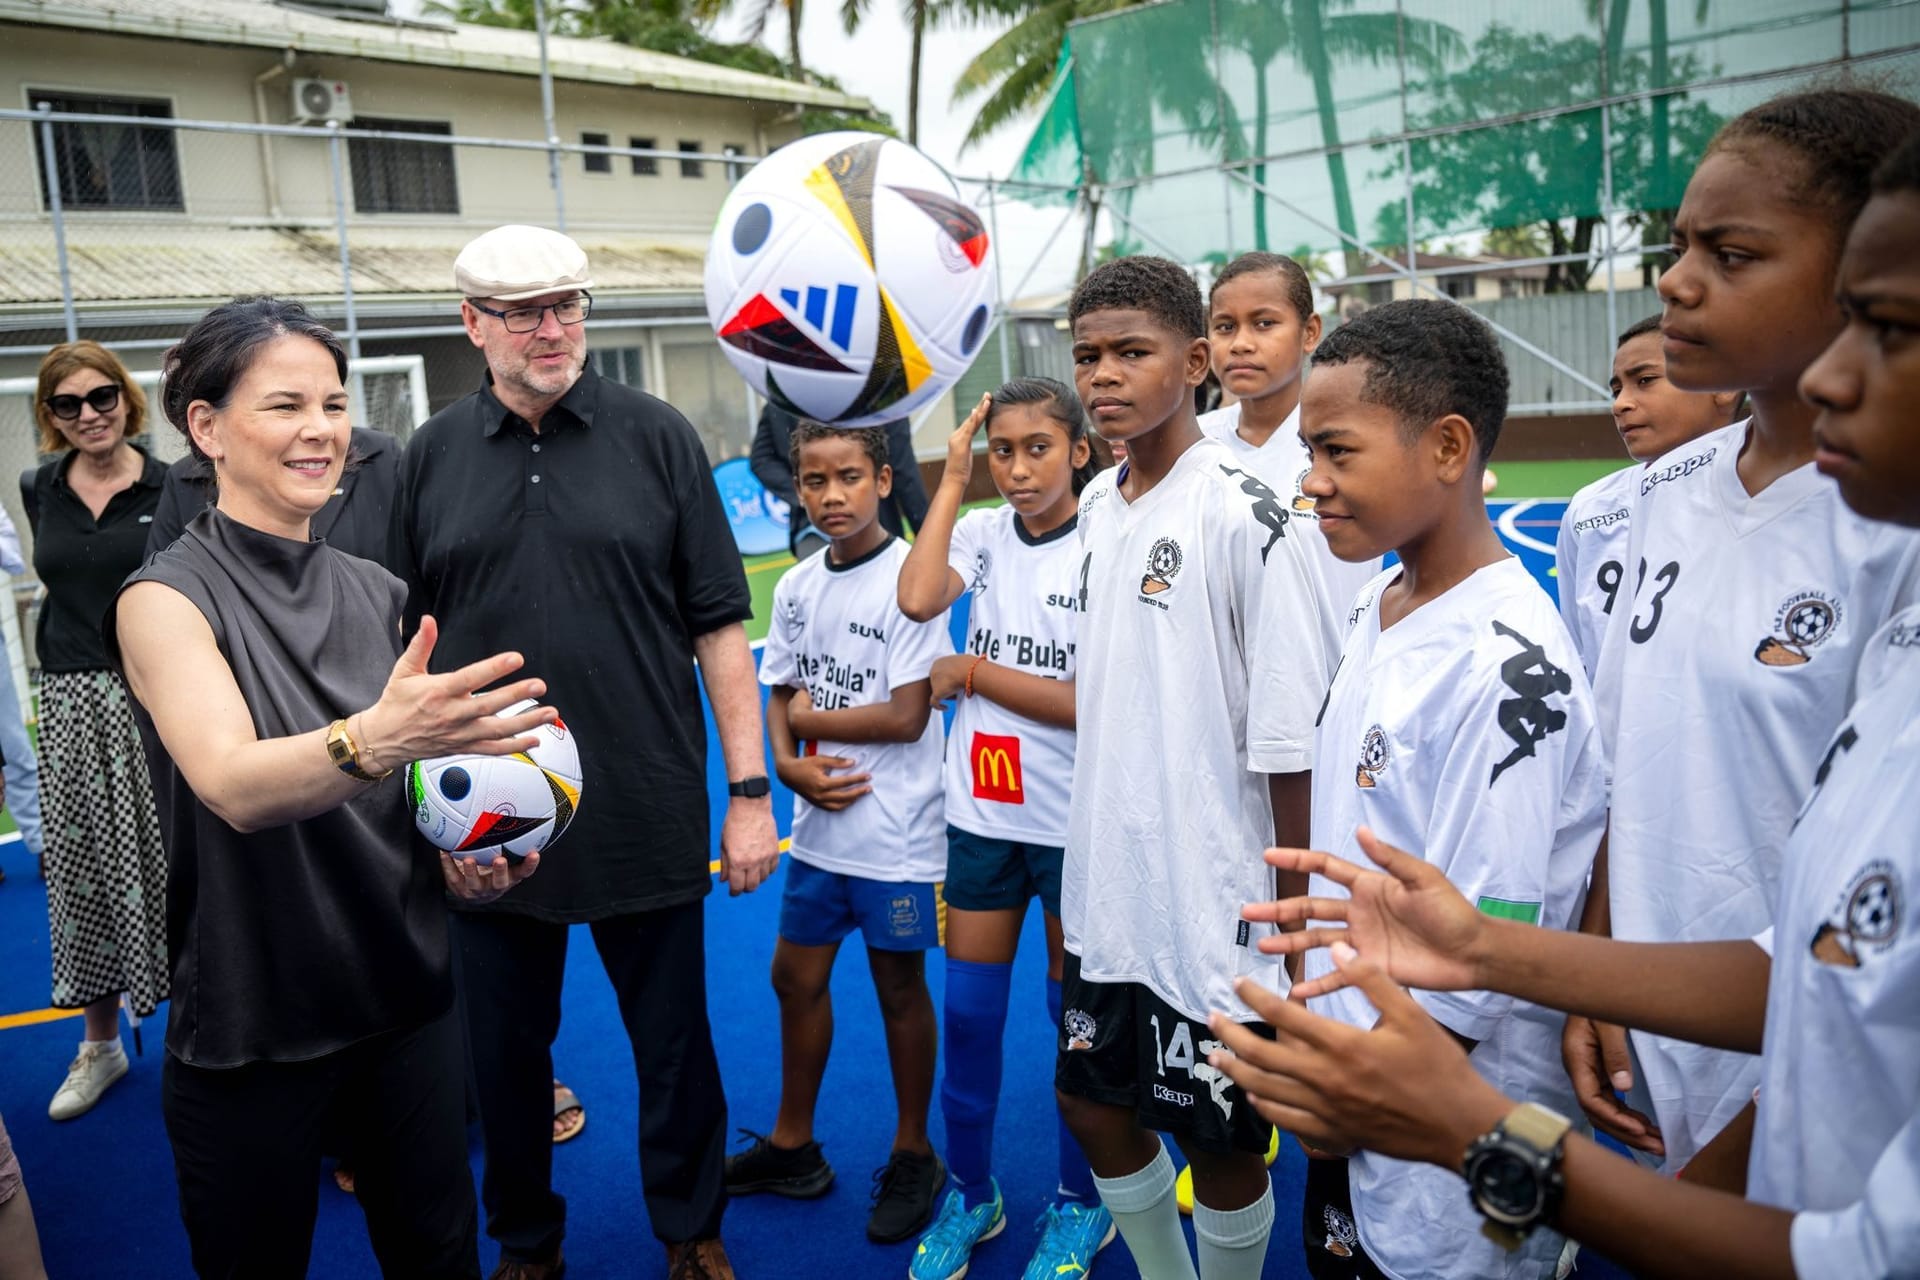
[{"xmin": 407, "ymin": 700, "xmax": 582, "ymax": 861}]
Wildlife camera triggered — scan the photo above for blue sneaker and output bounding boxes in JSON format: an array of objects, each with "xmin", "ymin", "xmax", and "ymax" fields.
[
  {"xmin": 1021, "ymin": 1200, "xmax": 1116, "ymax": 1279},
  {"xmin": 909, "ymin": 1182, "xmax": 1005, "ymax": 1280}
]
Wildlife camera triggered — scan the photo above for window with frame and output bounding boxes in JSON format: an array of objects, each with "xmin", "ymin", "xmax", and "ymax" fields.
[
  {"xmin": 679, "ymin": 140, "xmax": 704, "ymax": 179},
  {"xmin": 581, "ymin": 131, "xmax": 610, "ymax": 174},
  {"xmin": 722, "ymin": 143, "xmax": 747, "ymax": 183},
  {"xmin": 348, "ymin": 116, "xmax": 459, "ymax": 215},
  {"xmin": 29, "ymin": 91, "xmax": 184, "ymax": 211},
  {"xmin": 598, "ymin": 345, "xmax": 647, "ymax": 391},
  {"xmin": 631, "ymin": 137, "xmax": 657, "ymax": 176}
]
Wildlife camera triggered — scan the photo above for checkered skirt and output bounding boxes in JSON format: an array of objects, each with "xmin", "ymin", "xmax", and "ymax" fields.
[{"xmin": 39, "ymin": 669, "xmax": 169, "ymax": 1016}]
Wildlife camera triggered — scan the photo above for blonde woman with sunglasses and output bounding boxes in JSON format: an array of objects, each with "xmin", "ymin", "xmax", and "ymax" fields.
[{"xmin": 27, "ymin": 339, "xmax": 170, "ymax": 1121}]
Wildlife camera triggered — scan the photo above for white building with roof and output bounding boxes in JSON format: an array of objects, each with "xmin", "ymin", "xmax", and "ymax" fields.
[{"xmin": 0, "ymin": 0, "xmax": 876, "ymax": 462}]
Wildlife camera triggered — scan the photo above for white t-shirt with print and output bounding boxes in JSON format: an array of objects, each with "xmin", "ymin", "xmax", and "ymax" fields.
[
  {"xmin": 1065, "ymin": 437, "xmax": 1342, "ymax": 1023},
  {"xmin": 1747, "ymin": 604, "xmax": 1920, "ymax": 1278},
  {"xmin": 759, "ymin": 537, "xmax": 951, "ymax": 882},
  {"xmin": 943, "ymin": 505, "xmax": 1081, "ymax": 847},
  {"xmin": 1592, "ymin": 420, "xmax": 1920, "ymax": 1168},
  {"xmin": 1199, "ymin": 402, "xmax": 1382, "ymax": 620},
  {"xmin": 1554, "ymin": 462, "xmax": 1638, "ymax": 680},
  {"xmin": 1304, "ymin": 558, "xmax": 1607, "ymax": 1280}
]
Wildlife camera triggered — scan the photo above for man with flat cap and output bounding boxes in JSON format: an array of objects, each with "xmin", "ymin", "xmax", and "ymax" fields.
[{"xmin": 390, "ymin": 225, "xmax": 778, "ymax": 1280}]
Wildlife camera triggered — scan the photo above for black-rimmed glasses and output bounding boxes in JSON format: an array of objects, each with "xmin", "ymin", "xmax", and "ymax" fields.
[
  {"xmin": 469, "ymin": 294, "xmax": 592, "ymax": 333},
  {"xmin": 44, "ymin": 384, "xmax": 122, "ymax": 420}
]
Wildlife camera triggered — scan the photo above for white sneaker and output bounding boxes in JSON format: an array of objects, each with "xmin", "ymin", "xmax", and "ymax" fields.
[{"xmin": 49, "ymin": 1041, "xmax": 128, "ymax": 1120}]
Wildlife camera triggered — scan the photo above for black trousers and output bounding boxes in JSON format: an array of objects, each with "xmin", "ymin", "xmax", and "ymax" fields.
[
  {"xmin": 1302, "ymin": 1154, "xmax": 1391, "ymax": 1280},
  {"xmin": 452, "ymin": 900, "xmax": 728, "ymax": 1263},
  {"xmin": 162, "ymin": 1009, "xmax": 479, "ymax": 1280}
]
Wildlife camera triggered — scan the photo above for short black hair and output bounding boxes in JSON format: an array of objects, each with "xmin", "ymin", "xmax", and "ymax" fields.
[
  {"xmin": 1709, "ymin": 87, "xmax": 1920, "ymax": 241},
  {"xmin": 1068, "ymin": 256, "xmax": 1205, "ymax": 341},
  {"xmin": 1616, "ymin": 314, "xmax": 1662, "ymax": 347},
  {"xmin": 1312, "ymin": 300, "xmax": 1509, "ymax": 462},
  {"xmin": 1871, "ymin": 128, "xmax": 1920, "ymax": 196},
  {"xmin": 790, "ymin": 419, "xmax": 888, "ymax": 476},
  {"xmin": 1210, "ymin": 251, "xmax": 1314, "ymax": 322}
]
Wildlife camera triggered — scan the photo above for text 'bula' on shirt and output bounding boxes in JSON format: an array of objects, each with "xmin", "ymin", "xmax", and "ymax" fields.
[
  {"xmin": 798, "ymin": 651, "xmax": 880, "ymax": 707},
  {"xmin": 967, "ymin": 626, "xmax": 1074, "ymax": 673}
]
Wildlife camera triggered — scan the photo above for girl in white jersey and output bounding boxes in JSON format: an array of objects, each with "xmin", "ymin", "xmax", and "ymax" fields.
[
  {"xmin": 1567, "ymin": 88, "xmax": 1920, "ymax": 1173},
  {"xmin": 896, "ymin": 378, "xmax": 1114, "ymax": 1280},
  {"xmin": 1200, "ymin": 252, "xmax": 1382, "ymax": 619},
  {"xmin": 1215, "ymin": 122, "xmax": 1920, "ymax": 1280}
]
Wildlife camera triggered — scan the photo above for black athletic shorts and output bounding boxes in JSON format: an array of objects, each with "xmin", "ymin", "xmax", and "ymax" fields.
[
  {"xmin": 1053, "ymin": 950, "xmax": 1275, "ymax": 1155},
  {"xmin": 1301, "ymin": 1155, "xmax": 1391, "ymax": 1280}
]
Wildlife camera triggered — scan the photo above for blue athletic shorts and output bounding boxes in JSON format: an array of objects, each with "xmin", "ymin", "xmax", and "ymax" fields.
[
  {"xmin": 943, "ymin": 824, "xmax": 1064, "ymax": 916},
  {"xmin": 779, "ymin": 859, "xmax": 944, "ymax": 951}
]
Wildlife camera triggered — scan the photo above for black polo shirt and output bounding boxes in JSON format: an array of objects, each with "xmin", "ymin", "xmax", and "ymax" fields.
[
  {"xmin": 30, "ymin": 446, "xmax": 166, "ymax": 672},
  {"xmin": 389, "ymin": 362, "xmax": 753, "ymax": 921}
]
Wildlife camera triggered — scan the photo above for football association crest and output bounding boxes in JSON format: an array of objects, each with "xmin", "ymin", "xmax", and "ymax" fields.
[
  {"xmin": 1141, "ymin": 537, "xmax": 1183, "ymax": 596},
  {"xmin": 1810, "ymin": 861, "xmax": 1902, "ymax": 968},
  {"xmin": 1292, "ymin": 467, "xmax": 1318, "ymax": 515},
  {"xmin": 1355, "ymin": 725, "xmax": 1390, "ymax": 788},
  {"xmin": 1063, "ymin": 1008, "xmax": 1098, "ymax": 1051},
  {"xmin": 1756, "ymin": 591, "xmax": 1841, "ymax": 667},
  {"xmin": 1322, "ymin": 1205, "xmax": 1359, "ymax": 1257}
]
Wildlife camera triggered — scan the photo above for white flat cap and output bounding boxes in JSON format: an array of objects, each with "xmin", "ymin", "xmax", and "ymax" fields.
[{"xmin": 455, "ymin": 225, "xmax": 594, "ymax": 302}]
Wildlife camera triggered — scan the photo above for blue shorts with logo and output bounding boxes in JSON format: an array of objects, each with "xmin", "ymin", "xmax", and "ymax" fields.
[
  {"xmin": 779, "ymin": 858, "xmax": 944, "ymax": 951},
  {"xmin": 944, "ymin": 824, "xmax": 1064, "ymax": 916}
]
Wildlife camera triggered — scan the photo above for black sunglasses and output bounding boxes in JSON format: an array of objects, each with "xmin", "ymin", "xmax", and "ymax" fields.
[{"xmin": 44, "ymin": 384, "xmax": 122, "ymax": 421}]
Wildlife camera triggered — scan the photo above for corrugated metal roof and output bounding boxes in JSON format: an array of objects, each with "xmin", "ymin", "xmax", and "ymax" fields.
[
  {"xmin": 0, "ymin": 224, "xmax": 703, "ymax": 306},
  {"xmin": 0, "ymin": 0, "xmax": 867, "ymax": 110}
]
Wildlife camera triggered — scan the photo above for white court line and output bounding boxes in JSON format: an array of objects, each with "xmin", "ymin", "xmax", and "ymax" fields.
[
  {"xmin": 1496, "ymin": 499, "xmax": 1559, "ymax": 556},
  {"xmin": 0, "ymin": 831, "xmax": 20, "ymax": 847}
]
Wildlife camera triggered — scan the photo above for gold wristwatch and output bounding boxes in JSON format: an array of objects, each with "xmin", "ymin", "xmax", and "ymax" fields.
[
  {"xmin": 1463, "ymin": 1102, "xmax": 1573, "ymax": 1250},
  {"xmin": 325, "ymin": 718, "xmax": 392, "ymax": 782}
]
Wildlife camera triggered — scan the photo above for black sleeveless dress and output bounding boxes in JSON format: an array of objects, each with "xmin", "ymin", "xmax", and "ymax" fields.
[{"xmin": 109, "ymin": 508, "xmax": 451, "ymax": 1068}]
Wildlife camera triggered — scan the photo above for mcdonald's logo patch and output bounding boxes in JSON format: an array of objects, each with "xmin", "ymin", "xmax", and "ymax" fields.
[{"xmin": 971, "ymin": 732, "xmax": 1025, "ymax": 804}]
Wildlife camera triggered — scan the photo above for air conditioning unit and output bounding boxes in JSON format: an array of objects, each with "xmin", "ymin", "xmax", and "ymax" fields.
[{"xmin": 291, "ymin": 78, "xmax": 353, "ymax": 124}]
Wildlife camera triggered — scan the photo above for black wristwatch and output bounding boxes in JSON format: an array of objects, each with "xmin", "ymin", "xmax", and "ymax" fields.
[
  {"xmin": 727, "ymin": 775, "xmax": 772, "ymax": 799},
  {"xmin": 1462, "ymin": 1103, "xmax": 1572, "ymax": 1249}
]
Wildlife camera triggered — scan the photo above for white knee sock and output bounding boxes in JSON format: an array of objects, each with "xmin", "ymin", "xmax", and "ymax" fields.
[
  {"xmin": 1092, "ymin": 1143, "xmax": 1199, "ymax": 1280},
  {"xmin": 1192, "ymin": 1183, "xmax": 1275, "ymax": 1280}
]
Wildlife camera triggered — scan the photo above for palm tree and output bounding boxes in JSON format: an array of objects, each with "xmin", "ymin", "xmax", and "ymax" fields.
[
  {"xmin": 839, "ymin": 0, "xmax": 995, "ymax": 143},
  {"xmin": 694, "ymin": 0, "xmax": 806, "ymax": 79},
  {"xmin": 949, "ymin": 0, "xmax": 1139, "ymax": 152}
]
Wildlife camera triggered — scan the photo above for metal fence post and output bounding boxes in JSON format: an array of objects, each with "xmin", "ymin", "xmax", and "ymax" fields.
[
  {"xmin": 535, "ymin": 0, "xmax": 567, "ymax": 233},
  {"xmin": 986, "ymin": 178, "xmax": 1013, "ymax": 385},
  {"xmin": 327, "ymin": 122, "xmax": 367, "ymax": 411},
  {"xmin": 36, "ymin": 102, "xmax": 79, "ymax": 344}
]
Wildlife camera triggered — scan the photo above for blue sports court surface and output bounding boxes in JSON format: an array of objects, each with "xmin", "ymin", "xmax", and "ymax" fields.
[{"xmin": 0, "ymin": 501, "xmax": 1628, "ymax": 1279}]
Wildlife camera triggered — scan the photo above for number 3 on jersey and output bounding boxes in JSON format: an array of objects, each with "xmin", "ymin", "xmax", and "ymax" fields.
[{"xmin": 1630, "ymin": 558, "xmax": 1681, "ymax": 644}]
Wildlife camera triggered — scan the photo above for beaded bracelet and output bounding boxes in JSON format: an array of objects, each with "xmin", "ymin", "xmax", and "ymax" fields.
[{"xmin": 964, "ymin": 654, "xmax": 989, "ymax": 698}]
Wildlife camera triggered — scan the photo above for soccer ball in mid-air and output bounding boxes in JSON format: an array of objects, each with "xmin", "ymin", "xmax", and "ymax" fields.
[
  {"xmin": 407, "ymin": 700, "xmax": 582, "ymax": 861},
  {"xmin": 703, "ymin": 131, "xmax": 996, "ymax": 426}
]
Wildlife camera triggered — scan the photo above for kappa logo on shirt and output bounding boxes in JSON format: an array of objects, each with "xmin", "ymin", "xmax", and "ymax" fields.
[
  {"xmin": 1355, "ymin": 724, "xmax": 1390, "ymax": 788},
  {"xmin": 1220, "ymin": 464, "xmax": 1290, "ymax": 562},
  {"xmin": 1811, "ymin": 860, "xmax": 1903, "ymax": 969},
  {"xmin": 1489, "ymin": 620, "xmax": 1571, "ymax": 787},
  {"xmin": 1140, "ymin": 536, "xmax": 1183, "ymax": 603},
  {"xmin": 1639, "ymin": 448, "xmax": 1715, "ymax": 495},
  {"xmin": 1890, "ymin": 621, "xmax": 1920, "ymax": 649},
  {"xmin": 1756, "ymin": 590, "xmax": 1842, "ymax": 667},
  {"xmin": 1572, "ymin": 507, "xmax": 1629, "ymax": 533}
]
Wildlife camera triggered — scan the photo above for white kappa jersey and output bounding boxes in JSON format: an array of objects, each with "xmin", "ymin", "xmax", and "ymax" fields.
[
  {"xmin": 943, "ymin": 505, "xmax": 1080, "ymax": 846},
  {"xmin": 1199, "ymin": 403, "xmax": 1382, "ymax": 620},
  {"xmin": 759, "ymin": 537, "xmax": 950, "ymax": 882},
  {"xmin": 1304, "ymin": 558, "xmax": 1606, "ymax": 1280},
  {"xmin": 1554, "ymin": 463, "xmax": 1637, "ymax": 680},
  {"xmin": 1064, "ymin": 438, "xmax": 1342, "ymax": 1022},
  {"xmin": 1592, "ymin": 420, "xmax": 1920, "ymax": 1168},
  {"xmin": 1749, "ymin": 606, "xmax": 1920, "ymax": 1278}
]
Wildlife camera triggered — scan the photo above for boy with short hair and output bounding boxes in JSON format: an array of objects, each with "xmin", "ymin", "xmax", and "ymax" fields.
[
  {"xmin": 726, "ymin": 421, "xmax": 952, "ymax": 1245},
  {"xmin": 1555, "ymin": 315, "xmax": 1743, "ymax": 676},
  {"xmin": 1060, "ymin": 256, "xmax": 1345, "ymax": 1280},
  {"xmin": 1293, "ymin": 299, "xmax": 1607, "ymax": 1280}
]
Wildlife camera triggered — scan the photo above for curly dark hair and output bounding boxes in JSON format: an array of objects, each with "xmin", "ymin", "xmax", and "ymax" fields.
[
  {"xmin": 790, "ymin": 419, "xmax": 889, "ymax": 476},
  {"xmin": 1210, "ymin": 251, "xmax": 1314, "ymax": 322},
  {"xmin": 1872, "ymin": 128, "xmax": 1920, "ymax": 196},
  {"xmin": 1312, "ymin": 300, "xmax": 1509, "ymax": 462},
  {"xmin": 1708, "ymin": 87, "xmax": 1920, "ymax": 239},
  {"xmin": 1068, "ymin": 255, "xmax": 1206, "ymax": 341}
]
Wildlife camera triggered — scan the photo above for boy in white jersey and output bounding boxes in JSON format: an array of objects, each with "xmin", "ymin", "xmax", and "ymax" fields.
[
  {"xmin": 1200, "ymin": 251, "xmax": 1381, "ymax": 618},
  {"xmin": 1056, "ymin": 256, "xmax": 1344, "ymax": 1280},
  {"xmin": 728, "ymin": 421, "xmax": 953, "ymax": 1245},
  {"xmin": 1213, "ymin": 143, "xmax": 1920, "ymax": 1274},
  {"xmin": 1288, "ymin": 299, "xmax": 1606, "ymax": 1280},
  {"xmin": 897, "ymin": 378, "xmax": 1115, "ymax": 1280},
  {"xmin": 1556, "ymin": 315, "xmax": 1741, "ymax": 678},
  {"xmin": 1581, "ymin": 90, "xmax": 1920, "ymax": 1175}
]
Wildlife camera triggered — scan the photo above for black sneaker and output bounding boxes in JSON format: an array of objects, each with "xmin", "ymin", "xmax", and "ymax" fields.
[
  {"xmin": 724, "ymin": 1129, "xmax": 835, "ymax": 1198},
  {"xmin": 865, "ymin": 1149, "xmax": 946, "ymax": 1243}
]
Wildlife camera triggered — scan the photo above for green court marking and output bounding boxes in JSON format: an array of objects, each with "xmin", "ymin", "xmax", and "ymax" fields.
[
  {"xmin": 1476, "ymin": 896, "xmax": 1543, "ymax": 924},
  {"xmin": 1486, "ymin": 458, "xmax": 1631, "ymax": 500}
]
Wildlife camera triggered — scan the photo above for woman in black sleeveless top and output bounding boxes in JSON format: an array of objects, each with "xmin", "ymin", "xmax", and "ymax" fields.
[{"xmin": 107, "ymin": 299, "xmax": 554, "ymax": 1279}]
